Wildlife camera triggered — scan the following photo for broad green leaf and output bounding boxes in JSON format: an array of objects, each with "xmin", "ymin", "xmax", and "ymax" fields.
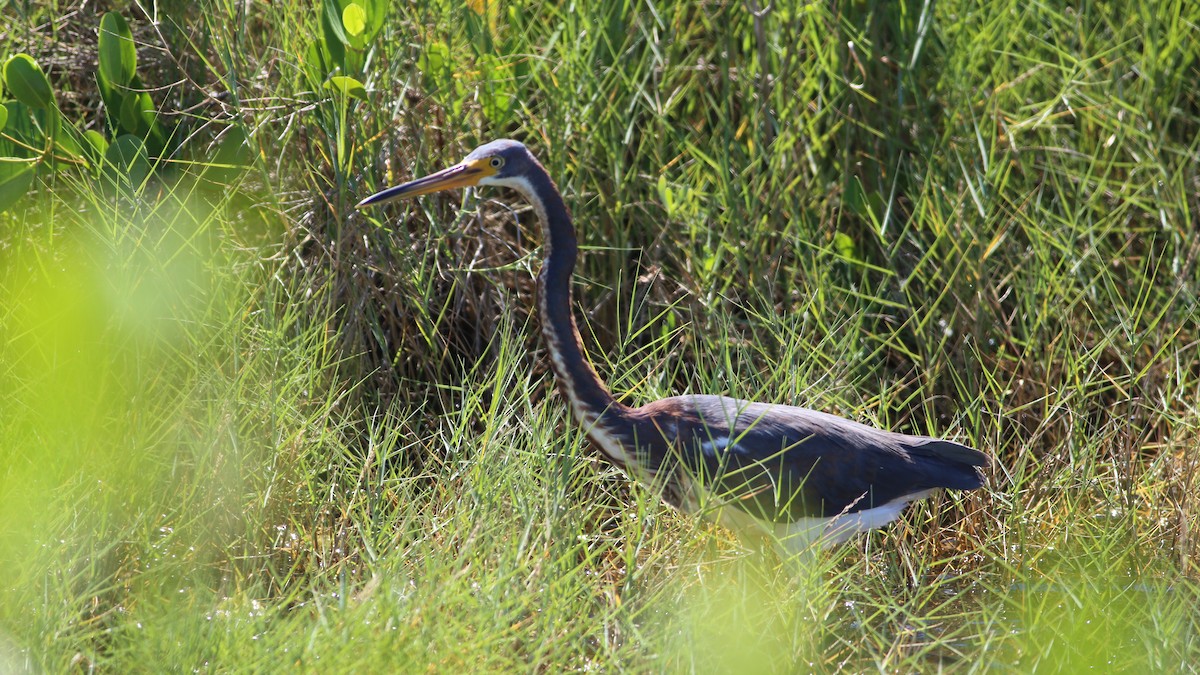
[
  {"xmin": 479, "ymin": 55, "xmax": 514, "ymax": 126},
  {"xmin": 104, "ymin": 133, "xmax": 148, "ymax": 187},
  {"xmin": 833, "ymin": 232, "xmax": 858, "ymax": 261},
  {"xmin": 362, "ymin": 0, "xmax": 387, "ymax": 40},
  {"xmin": 118, "ymin": 90, "xmax": 156, "ymax": 136},
  {"xmin": 845, "ymin": 176, "xmax": 884, "ymax": 232},
  {"xmin": 82, "ymin": 130, "xmax": 109, "ymax": 165},
  {"xmin": 3, "ymin": 54, "xmax": 54, "ymax": 110},
  {"xmin": 325, "ymin": 76, "xmax": 367, "ymax": 101},
  {"xmin": 657, "ymin": 174, "xmax": 674, "ymax": 218},
  {"xmin": 303, "ymin": 42, "xmax": 330, "ymax": 89},
  {"xmin": 203, "ymin": 124, "xmax": 253, "ymax": 185},
  {"xmin": 35, "ymin": 106, "xmax": 61, "ymax": 144},
  {"xmin": 323, "ymin": 0, "xmax": 349, "ymax": 46},
  {"xmin": 2, "ymin": 102, "xmax": 38, "ymax": 155},
  {"xmin": 0, "ymin": 163, "xmax": 35, "ymax": 214},
  {"xmin": 99, "ymin": 12, "xmax": 137, "ymax": 87},
  {"xmin": 342, "ymin": 3, "xmax": 366, "ymax": 37},
  {"xmin": 0, "ymin": 105, "xmax": 7, "ymax": 132},
  {"xmin": 53, "ymin": 128, "xmax": 83, "ymax": 160},
  {"xmin": 417, "ymin": 41, "xmax": 451, "ymax": 76},
  {"xmin": 95, "ymin": 70, "xmax": 124, "ymax": 132},
  {"xmin": 317, "ymin": 0, "xmax": 347, "ymax": 73},
  {"xmin": 215, "ymin": 125, "xmax": 252, "ymax": 165}
]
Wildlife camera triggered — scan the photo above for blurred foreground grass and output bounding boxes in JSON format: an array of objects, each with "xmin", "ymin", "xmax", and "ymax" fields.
[{"xmin": 3, "ymin": 0, "xmax": 1200, "ymax": 671}]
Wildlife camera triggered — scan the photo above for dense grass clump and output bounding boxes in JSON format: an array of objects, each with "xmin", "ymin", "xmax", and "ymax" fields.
[{"xmin": 2, "ymin": 0, "xmax": 1199, "ymax": 671}]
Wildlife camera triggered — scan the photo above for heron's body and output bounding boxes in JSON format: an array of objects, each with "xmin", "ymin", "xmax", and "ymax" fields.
[
  {"xmin": 359, "ymin": 139, "xmax": 989, "ymax": 554},
  {"xmin": 570, "ymin": 394, "xmax": 984, "ymax": 554}
]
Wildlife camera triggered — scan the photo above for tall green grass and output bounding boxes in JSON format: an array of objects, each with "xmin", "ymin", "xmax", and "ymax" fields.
[{"xmin": 3, "ymin": 0, "xmax": 1199, "ymax": 671}]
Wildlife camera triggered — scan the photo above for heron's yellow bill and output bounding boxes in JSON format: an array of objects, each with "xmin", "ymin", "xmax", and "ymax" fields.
[{"xmin": 356, "ymin": 158, "xmax": 496, "ymax": 208}]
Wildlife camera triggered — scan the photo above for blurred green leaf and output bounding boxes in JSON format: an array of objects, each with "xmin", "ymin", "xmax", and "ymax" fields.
[
  {"xmin": 479, "ymin": 55, "xmax": 514, "ymax": 126},
  {"xmin": 845, "ymin": 176, "xmax": 884, "ymax": 233},
  {"xmin": 657, "ymin": 174, "xmax": 675, "ymax": 218},
  {"xmin": 1, "ymin": 102, "xmax": 37, "ymax": 156},
  {"xmin": 418, "ymin": 41, "xmax": 451, "ymax": 77},
  {"xmin": 82, "ymin": 129, "xmax": 109, "ymax": 166},
  {"xmin": 316, "ymin": 0, "xmax": 348, "ymax": 76},
  {"xmin": 118, "ymin": 89, "xmax": 156, "ymax": 137},
  {"xmin": 303, "ymin": 42, "xmax": 330, "ymax": 88},
  {"xmin": 833, "ymin": 232, "xmax": 858, "ymax": 260},
  {"xmin": 3, "ymin": 54, "xmax": 54, "ymax": 110},
  {"xmin": 325, "ymin": 75, "xmax": 368, "ymax": 102},
  {"xmin": 418, "ymin": 41, "xmax": 461, "ymax": 114},
  {"xmin": 99, "ymin": 12, "xmax": 137, "ymax": 88},
  {"xmin": 323, "ymin": 0, "xmax": 350, "ymax": 46},
  {"xmin": 53, "ymin": 128, "xmax": 83, "ymax": 160},
  {"xmin": 0, "ymin": 162, "xmax": 35, "ymax": 213},
  {"xmin": 203, "ymin": 125, "xmax": 253, "ymax": 185},
  {"xmin": 34, "ymin": 106, "xmax": 62, "ymax": 148},
  {"xmin": 0, "ymin": 105, "xmax": 7, "ymax": 132},
  {"xmin": 104, "ymin": 134, "xmax": 148, "ymax": 187},
  {"xmin": 95, "ymin": 69, "xmax": 124, "ymax": 135},
  {"xmin": 361, "ymin": 0, "xmax": 387, "ymax": 41},
  {"xmin": 343, "ymin": 3, "xmax": 366, "ymax": 37}
]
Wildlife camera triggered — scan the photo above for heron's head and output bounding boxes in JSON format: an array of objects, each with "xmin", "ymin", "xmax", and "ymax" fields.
[{"xmin": 356, "ymin": 139, "xmax": 538, "ymax": 208}]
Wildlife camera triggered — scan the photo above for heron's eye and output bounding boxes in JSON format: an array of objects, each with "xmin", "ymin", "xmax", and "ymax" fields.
[{"xmin": 490, "ymin": 157, "xmax": 504, "ymax": 169}]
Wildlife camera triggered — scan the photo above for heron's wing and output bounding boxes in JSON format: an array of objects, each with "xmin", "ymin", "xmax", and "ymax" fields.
[{"xmin": 641, "ymin": 395, "xmax": 986, "ymax": 523}]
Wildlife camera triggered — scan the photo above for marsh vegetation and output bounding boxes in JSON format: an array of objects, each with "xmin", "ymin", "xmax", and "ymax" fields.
[{"xmin": 2, "ymin": 1, "xmax": 1198, "ymax": 670}]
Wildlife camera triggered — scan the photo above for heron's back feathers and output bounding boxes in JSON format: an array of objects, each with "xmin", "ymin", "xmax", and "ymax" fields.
[{"xmin": 627, "ymin": 395, "xmax": 988, "ymax": 524}]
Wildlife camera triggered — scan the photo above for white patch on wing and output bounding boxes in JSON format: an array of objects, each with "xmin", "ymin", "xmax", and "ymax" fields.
[
  {"xmin": 699, "ymin": 436, "xmax": 729, "ymax": 455},
  {"xmin": 785, "ymin": 490, "xmax": 936, "ymax": 554},
  {"xmin": 690, "ymin": 483, "xmax": 939, "ymax": 558}
]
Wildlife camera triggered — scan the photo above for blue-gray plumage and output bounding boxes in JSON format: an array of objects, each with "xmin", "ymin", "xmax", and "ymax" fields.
[{"xmin": 358, "ymin": 139, "xmax": 990, "ymax": 554}]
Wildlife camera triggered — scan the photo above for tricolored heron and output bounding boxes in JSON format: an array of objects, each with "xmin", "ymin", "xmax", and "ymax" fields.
[{"xmin": 358, "ymin": 139, "xmax": 989, "ymax": 555}]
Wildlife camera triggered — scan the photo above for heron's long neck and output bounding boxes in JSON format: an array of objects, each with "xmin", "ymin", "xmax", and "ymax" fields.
[{"xmin": 521, "ymin": 169, "xmax": 629, "ymax": 431}]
